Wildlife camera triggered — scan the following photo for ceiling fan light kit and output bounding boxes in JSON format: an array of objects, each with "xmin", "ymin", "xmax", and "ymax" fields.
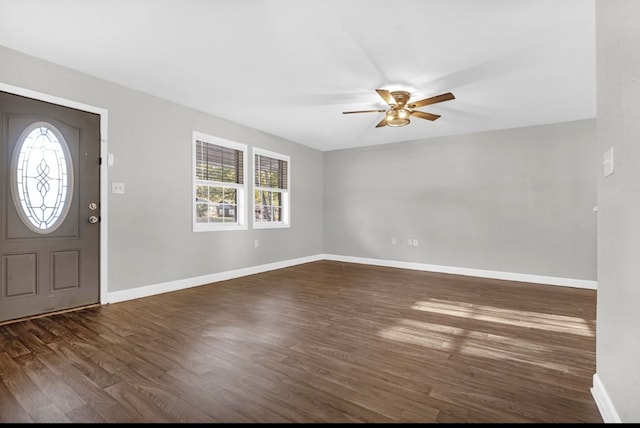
[
  {"xmin": 385, "ymin": 108, "xmax": 411, "ymax": 127},
  {"xmin": 343, "ymin": 88, "xmax": 455, "ymax": 128}
]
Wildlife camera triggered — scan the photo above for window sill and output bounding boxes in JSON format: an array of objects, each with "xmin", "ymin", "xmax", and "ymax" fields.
[
  {"xmin": 193, "ymin": 224, "xmax": 248, "ymax": 232},
  {"xmin": 253, "ymin": 222, "xmax": 290, "ymax": 230}
]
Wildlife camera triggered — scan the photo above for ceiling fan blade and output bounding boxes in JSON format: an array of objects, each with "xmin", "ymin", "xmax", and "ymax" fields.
[
  {"xmin": 375, "ymin": 89, "xmax": 397, "ymax": 107},
  {"xmin": 410, "ymin": 110, "xmax": 441, "ymax": 121},
  {"xmin": 342, "ymin": 109, "xmax": 386, "ymax": 114},
  {"xmin": 408, "ymin": 92, "xmax": 455, "ymax": 108},
  {"xmin": 375, "ymin": 117, "xmax": 388, "ymax": 128}
]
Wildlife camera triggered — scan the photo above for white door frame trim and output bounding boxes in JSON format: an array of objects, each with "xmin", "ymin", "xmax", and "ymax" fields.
[{"xmin": 0, "ymin": 82, "xmax": 109, "ymax": 305}]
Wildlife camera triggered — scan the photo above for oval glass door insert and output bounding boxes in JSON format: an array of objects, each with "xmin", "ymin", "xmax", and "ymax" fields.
[{"xmin": 11, "ymin": 122, "xmax": 74, "ymax": 233}]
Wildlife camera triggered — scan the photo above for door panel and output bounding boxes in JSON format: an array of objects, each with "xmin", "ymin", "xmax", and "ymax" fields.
[
  {"xmin": 51, "ymin": 250, "xmax": 80, "ymax": 291},
  {"xmin": 3, "ymin": 253, "xmax": 37, "ymax": 298},
  {"xmin": 0, "ymin": 91, "xmax": 100, "ymax": 323}
]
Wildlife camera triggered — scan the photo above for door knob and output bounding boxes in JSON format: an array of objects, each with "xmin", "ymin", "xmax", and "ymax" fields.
[{"xmin": 88, "ymin": 215, "xmax": 99, "ymax": 224}]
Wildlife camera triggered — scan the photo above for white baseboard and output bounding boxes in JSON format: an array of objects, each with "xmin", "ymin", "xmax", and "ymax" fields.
[
  {"xmin": 321, "ymin": 254, "xmax": 598, "ymax": 290},
  {"xmin": 107, "ymin": 253, "xmax": 597, "ymax": 304},
  {"xmin": 591, "ymin": 373, "xmax": 622, "ymax": 423},
  {"xmin": 106, "ymin": 254, "xmax": 323, "ymax": 304}
]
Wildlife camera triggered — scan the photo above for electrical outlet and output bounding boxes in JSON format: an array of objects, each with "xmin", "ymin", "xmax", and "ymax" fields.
[
  {"xmin": 254, "ymin": 239, "xmax": 259, "ymax": 248},
  {"xmin": 408, "ymin": 239, "xmax": 413, "ymax": 246},
  {"xmin": 111, "ymin": 182, "xmax": 125, "ymax": 194}
]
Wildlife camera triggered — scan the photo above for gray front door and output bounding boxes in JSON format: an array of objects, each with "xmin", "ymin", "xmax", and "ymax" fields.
[{"xmin": 0, "ymin": 91, "xmax": 100, "ymax": 323}]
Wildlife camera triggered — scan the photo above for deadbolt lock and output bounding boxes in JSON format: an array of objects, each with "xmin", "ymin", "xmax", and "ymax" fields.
[{"xmin": 89, "ymin": 202, "xmax": 98, "ymax": 211}]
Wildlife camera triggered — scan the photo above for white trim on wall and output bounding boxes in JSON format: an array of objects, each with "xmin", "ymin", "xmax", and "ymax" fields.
[
  {"xmin": 0, "ymin": 82, "xmax": 110, "ymax": 305},
  {"xmin": 591, "ymin": 373, "xmax": 622, "ymax": 423},
  {"xmin": 108, "ymin": 253, "xmax": 597, "ymax": 305},
  {"xmin": 322, "ymin": 254, "xmax": 598, "ymax": 290},
  {"xmin": 107, "ymin": 254, "xmax": 323, "ymax": 303}
]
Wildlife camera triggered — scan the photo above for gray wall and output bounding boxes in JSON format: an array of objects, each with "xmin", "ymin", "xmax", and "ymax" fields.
[
  {"xmin": 324, "ymin": 120, "xmax": 597, "ymax": 280},
  {"xmin": 595, "ymin": 0, "xmax": 640, "ymax": 421},
  {"xmin": 0, "ymin": 45, "xmax": 323, "ymax": 292}
]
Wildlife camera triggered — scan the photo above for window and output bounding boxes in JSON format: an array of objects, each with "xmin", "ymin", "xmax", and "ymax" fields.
[
  {"xmin": 253, "ymin": 148, "xmax": 290, "ymax": 228},
  {"xmin": 12, "ymin": 122, "xmax": 73, "ymax": 234},
  {"xmin": 193, "ymin": 132, "xmax": 247, "ymax": 231}
]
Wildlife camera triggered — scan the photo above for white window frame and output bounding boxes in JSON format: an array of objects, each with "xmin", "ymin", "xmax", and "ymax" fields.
[
  {"xmin": 253, "ymin": 147, "xmax": 290, "ymax": 229},
  {"xmin": 192, "ymin": 131, "xmax": 247, "ymax": 232}
]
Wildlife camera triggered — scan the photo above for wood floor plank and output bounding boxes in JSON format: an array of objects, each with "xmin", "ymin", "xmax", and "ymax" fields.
[
  {"xmin": 0, "ymin": 352, "xmax": 64, "ymax": 422},
  {"xmin": 65, "ymin": 403, "xmax": 108, "ymax": 423},
  {"xmin": 0, "ymin": 260, "xmax": 602, "ymax": 423},
  {"xmin": 103, "ymin": 381, "xmax": 176, "ymax": 423},
  {"xmin": 0, "ymin": 328, "xmax": 31, "ymax": 358},
  {"xmin": 204, "ymin": 342, "xmax": 399, "ymax": 423},
  {"xmin": 0, "ymin": 370, "xmax": 33, "ymax": 423},
  {"xmin": 15, "ymin": 353, "xmax": 86, "ymax": 415},
  {"xmin": 46, "ymin": 341, "xmax": 121, "ymax": 390},
  {"xmin": 35, "ymin": 351, "xmax": 145, "ymax": 423},
  {"xmin": 166, "ymin": 366, "xmax": 277, "ymax": 423},
  {"xmin": 3, "ymin": 323, "xmax": 50, "ymax": 355}
]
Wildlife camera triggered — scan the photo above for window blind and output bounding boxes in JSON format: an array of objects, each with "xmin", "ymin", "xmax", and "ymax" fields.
[
  {"xmin": 255, "ymin": 154, "xmax": 288, "ymax": 189},
  {"xmin": 196, "ymin": 140, "xmax": 243, "ymax": 184}
]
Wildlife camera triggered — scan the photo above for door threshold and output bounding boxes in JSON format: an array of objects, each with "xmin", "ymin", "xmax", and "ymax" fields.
[{"xmin": 0, "ymin": 303, "xmax": 101, "ymax": 327}]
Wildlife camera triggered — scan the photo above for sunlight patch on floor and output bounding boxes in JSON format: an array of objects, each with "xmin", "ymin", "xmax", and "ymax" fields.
[
  {"xmin": 378, "ymin": 319, "xmax": 579, "ymax": 373},
  {"xmin": 410, "ymin": 298, "xmax": 594, "ymax": 337}
]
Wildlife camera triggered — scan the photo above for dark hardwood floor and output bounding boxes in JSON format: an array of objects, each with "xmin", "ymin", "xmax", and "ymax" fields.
[{"xmin": 0, "ymin": 260, "xmax": 602, "ymax": 423}]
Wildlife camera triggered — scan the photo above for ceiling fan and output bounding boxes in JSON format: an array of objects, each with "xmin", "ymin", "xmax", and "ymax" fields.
[{"xmin": 343, "ymin": 89, "xmax": 455, "ymax": 128}]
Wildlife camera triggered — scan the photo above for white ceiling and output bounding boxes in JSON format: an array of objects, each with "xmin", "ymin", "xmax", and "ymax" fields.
[{"xmin": 0, "ymin": 0, "xmax": 596, "ymax": 151}]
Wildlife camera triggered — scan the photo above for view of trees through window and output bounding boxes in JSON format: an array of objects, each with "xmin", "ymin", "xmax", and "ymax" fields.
[{"xmin": 254, "ymin": 152, "xmax": 288, "ymax": 225}]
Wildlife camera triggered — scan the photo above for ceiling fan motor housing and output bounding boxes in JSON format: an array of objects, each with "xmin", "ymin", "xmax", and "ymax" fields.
[{"xmin": 390, "ymin": 91, "xmax": 411, "ymax": 107}]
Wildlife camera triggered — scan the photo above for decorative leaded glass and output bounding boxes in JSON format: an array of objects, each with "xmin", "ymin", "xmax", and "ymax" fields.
[{"xmin": 11, "ymin": 122, "xmax": 73, "ymax": 233}]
